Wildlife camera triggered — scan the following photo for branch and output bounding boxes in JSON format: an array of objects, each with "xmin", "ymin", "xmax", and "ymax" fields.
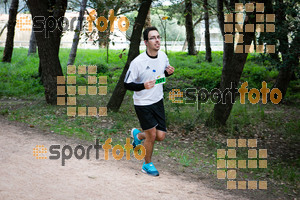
[
  {"xmin": 117, "ymin": 6, "xmax": 140, "ymax": 15},
  {"xmin": 18, "ymin": 5, "xmax": 26, "ymax": 13},
  {"xmin": 0, "ymin": 5, "xmax": 26, "ymax": 37},
  {"xmin": 224, "ymin": 0, "xmax": 230, "ymax": 11},
  {"xmin": 194, "ymin": 15, "xmax": 203, "ymax": 26},
  {"xmin": 85, "ymin": 8, "xmax": 97, "ymax": 27}
]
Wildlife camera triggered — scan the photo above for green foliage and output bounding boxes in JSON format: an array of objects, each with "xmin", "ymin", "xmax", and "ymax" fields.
[
  {"xmin": 271, "ymin": 160, "xmax": 300, "ymax": 184},
  {"xmin": 0, "ymin": 48, "xmax": 43, "ymax": 98},
  {"xmin": 179, "ymin": 155, "xmax": 192, "ymax": 167},
  {"xmin": 285, "ymin": 79, "xmax": 300, "ymax": 101},
  {"xmin": 241, "ymin": 60, "xmax": 278, "ymax": 89},
  {"xmin": 1, "ymin": 47, "xmax": 289, "ymax": 137},
  {"xmin": 258, "ymin": 0, "xmax": 299, "ymax": 72},
  {"xmin": 1, "ymin": 48, "xmax": 282, "ymax": 99}
]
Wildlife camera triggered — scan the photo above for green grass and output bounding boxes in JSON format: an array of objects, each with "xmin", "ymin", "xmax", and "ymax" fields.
[
  {"xmin": 0, "ymin": 50, "xmax": 43, "ymax": 98},
  {"xmin": 0, "ymin": 47, "xmax": 283, "ymax": 97},
  {"xmin": 0, "ymin": 47, "xmax": 299, "ymax": 198}
]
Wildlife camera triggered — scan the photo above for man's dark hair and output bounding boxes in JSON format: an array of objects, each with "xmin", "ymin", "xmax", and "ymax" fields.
[{"xmin": 143, "ymin": 27, "xmax": 159, "ymax": 41}]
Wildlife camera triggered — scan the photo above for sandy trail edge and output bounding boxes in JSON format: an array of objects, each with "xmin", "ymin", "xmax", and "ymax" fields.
[{"xmin": 0, "ymin": 118, "xmax": 245, "ymax": 200}]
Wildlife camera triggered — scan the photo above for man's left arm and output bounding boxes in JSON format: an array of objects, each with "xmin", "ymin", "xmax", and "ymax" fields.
[{"xmin": 164, "ymin": 65, "xmax": 175, "ymax": 77}]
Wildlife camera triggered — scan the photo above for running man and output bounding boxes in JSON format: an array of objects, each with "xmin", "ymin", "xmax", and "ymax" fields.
[{"xmin": 124, "ymin": 27, "xmax": 174, "ymax": 176}]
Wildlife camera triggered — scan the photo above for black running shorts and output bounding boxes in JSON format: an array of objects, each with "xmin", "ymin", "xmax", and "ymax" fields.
[{"xmin": 134, "ymin": 99, "xmax": 167, "ymax": 132}]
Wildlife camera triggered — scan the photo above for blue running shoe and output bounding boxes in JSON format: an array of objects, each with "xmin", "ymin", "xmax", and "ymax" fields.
[
  {"xmin": 131, "ymin": 128, "xmax": 143, "ymax": 149},
  {"xmin": 142, "ymin": 162, "xmax": 159, "ymax": 176}
]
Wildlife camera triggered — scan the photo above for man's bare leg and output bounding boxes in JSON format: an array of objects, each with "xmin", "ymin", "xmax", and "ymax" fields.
[{"xmin": 137, "ymin": 128, "xmax": 166, "ymax": 164}]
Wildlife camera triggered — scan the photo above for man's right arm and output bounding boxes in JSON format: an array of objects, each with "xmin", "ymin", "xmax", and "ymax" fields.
[
  {"xmin": 124, "ymin": 82, "xmax": 145, "ymax": 91},
  {"xmin": 124, "ymin": 63, "xmax": 145, "ymax": 91},
  {"xmin": 124, "ymin": 62, "xmax": 155, "ymax": 91}
]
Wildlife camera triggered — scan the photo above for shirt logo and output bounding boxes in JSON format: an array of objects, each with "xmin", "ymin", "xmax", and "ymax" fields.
[{"xmin": 146, "ymin": 66, "xmax": 150, "ymax": 70}]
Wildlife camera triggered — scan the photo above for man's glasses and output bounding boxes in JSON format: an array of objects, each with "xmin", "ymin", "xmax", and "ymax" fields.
[{"xmin": 148, "ymin": 36, "xmax": 161, "ymax": 41}]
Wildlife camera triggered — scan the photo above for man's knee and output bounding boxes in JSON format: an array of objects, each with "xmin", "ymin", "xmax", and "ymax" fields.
[
  {"xmin": 145, "ymin": 128, "xmax": 157, "ymax": 143},
  {"xmin": 155, "ymin": 131, "xmax": 166, "ymax": 141}
]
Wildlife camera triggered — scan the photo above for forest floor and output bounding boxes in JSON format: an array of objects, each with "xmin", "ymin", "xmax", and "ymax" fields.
[{"xmin": 0, "ymin": 102, "xmax": 298, "ymax": 200}]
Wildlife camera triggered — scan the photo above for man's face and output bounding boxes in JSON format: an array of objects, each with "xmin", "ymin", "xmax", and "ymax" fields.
[{"xmin": 145, "ymin": 30, "xmax": 161, "ymax": 51}]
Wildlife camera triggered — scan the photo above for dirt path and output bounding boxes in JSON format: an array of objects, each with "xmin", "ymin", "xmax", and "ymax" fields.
[{"xmin": 0, "ymin": 118, "xmax": 245, "ymax": 200}]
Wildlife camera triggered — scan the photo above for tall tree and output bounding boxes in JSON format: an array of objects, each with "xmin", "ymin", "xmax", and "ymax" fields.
[
  {"xmin": 67, "ymin": 0, "xmax": 88, "ymax": 66},
  {"xmin": 87, "ymin": 0, "xmax": 137, "ymax": 63},
  {"xmin": 0, "ymin": 5, "xmax": 25, "ymax": 38},
  {"xmin": 4, "ymin": 0, "xmax": 8, "ymax": 14},
  {"xmin": 184, "ymin": 0, "xmax": 197, "ymax": 55},
  {"xmin": 182, "ymin": 16, "xmax": 203, "ymax": 51},
  {"xmin": 144, "ymin": 9, "xmax": 152, "ymax": 28},
  {"xmin": 27, "ymin": 29, "xmax": 37, "ymax": 56},
  {"xmin": 205, "ymin": 0, "xmax": 256, "ymax": 126},
  {"xmin": 107, "ymin": 0, "xmax": 153, "ymax": 111},
  {"xmin": 26, "ymin": 0, "xmax": 67, "ymax": 104},
  {"xmin": 264, "ymin": 0, "xmax": 299, "ymax": 99},
  {"xmin": 88, "ymin": 0, "xmax": 122, "ymax": 48},
  {"xmin": 204, "ymin": 0, "xmax": 212, "ymax": 62},
  {"xmin": 2, "ymin": 0, "xmax": 18, "ymax": 63}
]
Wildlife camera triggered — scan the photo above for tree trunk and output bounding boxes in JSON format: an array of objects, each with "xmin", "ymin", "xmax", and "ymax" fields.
[
  {"xmin": 0, "ymin": 6, "xmax": 26, "ymax": 38},
  {"xmin": 107, "ymin": 0, "xmax": 153, "ymax": 112},
  {"xmin": 271, "ymin": 0, "xmax": 299, "ymax": 99},
  {"xmin": 27, "ymin": 29, "xmax": 37, "ymax": 56},
  {"xmin": 98, "ymin": 30, "xmax": 109, "ymax": 48},
  {"xmin": 272, "ymin": 25, "xmax": 299, "ymax": 98},
  {"xmin": 204, "ymin": 0, "xmax": 212, "ymax": 62},
  {"xmin": 67, "ymin": 0, "xmax": 88, "ymax": 66},
  {"xmin": 182, "ymin": 17, "xmax": 202, "ymax": 52},
  {"xmin": 144, "ymin": 8, "xmax": 151, "ymax": 28},
  {"xmin": 205, "ymin": 0, "xmax": 255, "ymax": 126},
  {"xmin": 182, "ymin": 39, "xmax": 188, "ymax": 51},
  {"xmin": 26, "ymin": 0, "xmax": 67, "ymax": 105},
  {"xmin": 96, "ymin": 8, "xmax": 109, "ymax": 48},
  {"xmin": 273, "ymin": 66, "xmax": 294, "ymax": 99},
  {"xmin": 2, "ymin": 0, "xmax": 18, "ymax": 63},
  {"xmin": 4, "ymin": 0, "xmax": 8, "ymax": 14},
  {"xmin": 257, "ymin": 0, "xmax": 280, "ymax": 68},
  {"xmin": 164, "ymin": 20, "xmax": 167, "ymax": 55},
  {"xmin": 184, "ymin": 0, "xmax": 197, "ymax": 55}
]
